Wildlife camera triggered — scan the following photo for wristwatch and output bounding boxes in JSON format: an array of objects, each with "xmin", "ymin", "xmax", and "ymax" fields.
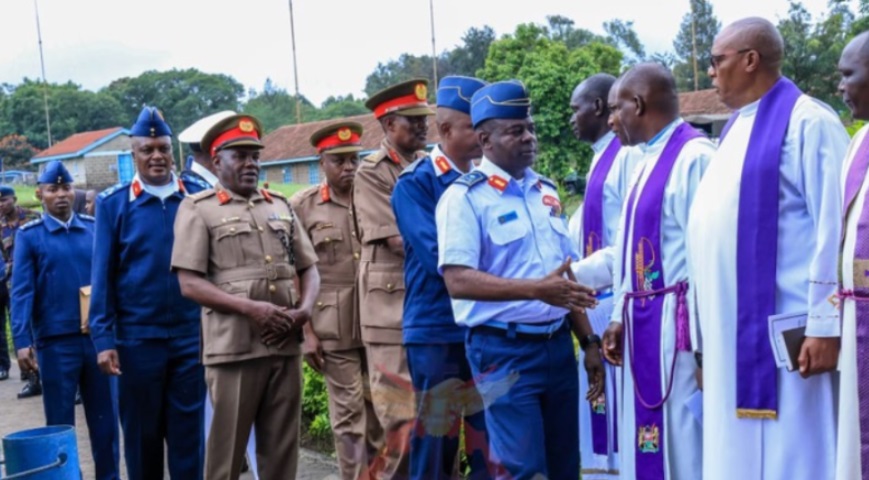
[{"xmin": 580, "ymin": 334, "xmax": 602, "ymax": 351}]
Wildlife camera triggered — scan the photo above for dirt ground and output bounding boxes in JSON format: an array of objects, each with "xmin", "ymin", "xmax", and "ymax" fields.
[{"xmin": 0, "ymin": 361, "xmax": 339, "ymax": 479}]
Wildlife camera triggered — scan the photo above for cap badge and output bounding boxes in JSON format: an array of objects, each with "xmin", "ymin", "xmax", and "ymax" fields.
[
  {"xmin": 414, "ymin": 83, "xmax": 427, "ymax": 101},
  {"xmin": 337, "ymin": 127, "xmax": 352, "ymax": 142},
  {"xmin": 239, "ymin": 119, "xmax": 255, "ymax": 133}
]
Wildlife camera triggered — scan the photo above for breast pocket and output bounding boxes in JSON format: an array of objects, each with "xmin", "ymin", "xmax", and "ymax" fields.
[
  {"xmin": 203, "ymin": 291, "xmax": 251, "ymax": 356},
  {"xmin": 488, "ymin": 219, "xmax": 528, "ymax": 246},
  {"xmin": 213, "ymin": 222, "xmax": 253, "ymax": 268},
  {"xmin": 310, "ymin": 227, "xmax": 343, "ymax": 265},
  {"xmin": 360, "ymin": 269, "xmax": 405, "ymax": 330},
  {"xmin": 266, "ymin": 220, "xmax": 292, "ymax": 262}
]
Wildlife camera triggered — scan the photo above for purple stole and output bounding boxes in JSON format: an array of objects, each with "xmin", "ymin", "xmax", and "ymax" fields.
[
  {"xmin": 841, "ymin": 131, "xmax": 869, "ymax": 475},
  {"xmin": 718, "ymin": 77, "xmax": 802, "ymax": 419},
  {"xmin": 621, "ymin": 122, "xmax": 702, "ymax": 479},
  {"xmin": 581, "ymin": 135, "xmax": 622, "ymax": 456},
  {"xmin": 582, "ymin": 136, "xmax": 622, "ymax": 256}
]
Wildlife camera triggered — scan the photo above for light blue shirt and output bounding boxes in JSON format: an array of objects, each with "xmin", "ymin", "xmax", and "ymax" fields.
[{"xmin": 436, "ymin": 158, "xmax": 579, "ymax": 327}]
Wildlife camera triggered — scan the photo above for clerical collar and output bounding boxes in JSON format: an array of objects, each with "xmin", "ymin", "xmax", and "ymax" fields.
[
  {"xmin": 647, "ymin": 119, "xmax": 681, "ymax": 147},
  {"xmin": 591, "ymin": 131, "xmax": 616, "ymax": 155},
  {"xmin": 191, "ymin": 162, "xmax": 219, "ymax": 187},
  {"xmin": 737, "ymin": 98, "xmax": 761, "ymax": 118}
]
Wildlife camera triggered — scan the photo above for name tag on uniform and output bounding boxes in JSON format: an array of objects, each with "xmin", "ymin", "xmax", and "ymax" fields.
[
  {"xmin": 220, "ymin": 216, "xmax": 241, "ymax": 223},
  {"xmin": 498, "ymin": 211, "xmax": 518, "ymax": 224}
]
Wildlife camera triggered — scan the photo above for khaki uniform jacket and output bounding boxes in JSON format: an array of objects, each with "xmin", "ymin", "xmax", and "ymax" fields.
[
  {"xmin": 352, "ymin": 139, "xmax": 426, "ymax": 344},
  {"xmin": 171, "ymin": 185, "xmax": 318, "ymax": 366},
  {"xmin": 291, "ymin": 183, "xmax": 362, "ymax": 352}
]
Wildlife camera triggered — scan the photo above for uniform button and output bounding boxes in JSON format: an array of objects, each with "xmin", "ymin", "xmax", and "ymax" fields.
[
  {"xmin": 353, "ymin": 252, "xmax": 360, "ymax": 260},
  {"xmin": 316, "ymin": 301, "xmax": 324, "ymax": 308},
  {"xmin": 265, "ymin": 255, "xmax": 273, "ymax": 263},
  {"xmin": 269, "ymin": 284, "xmax": 277, "ymax": 293},
  {"xmin": 229, "ymin": 227, "xmax": 236, "ymax": 233},
  {"xmin": 258, "ymin": 226, "xmax": 264, "ymax": 232},
  {"xmin": 386, "ymin": 283, "xmax": 394, "ymax": 290},
  {"xmin": 351, "ymin": 231, "xmax": 357, "ymax": 237},
  {"xmin": 325, "ymin": 237, "xmax": 331, "ymax": 243},
  {"xmin": 248, "ymin": 201, "xmax": 255, "ymax": 208}
]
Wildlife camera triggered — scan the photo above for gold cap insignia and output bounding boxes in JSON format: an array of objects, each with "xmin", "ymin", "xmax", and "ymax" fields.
[
  {"xmin": 239, "ymin": 119, "xmax": 254, "ymax": 133},
  {"xmin": 414, "ymin": 83, "xmax": 427, "ymax": 101},
  {"xmin": 337, "ymin": 127, "xmax": 352, "ymax": 141}
]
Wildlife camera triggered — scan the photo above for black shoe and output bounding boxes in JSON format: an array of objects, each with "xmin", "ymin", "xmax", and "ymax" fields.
[
  {"xmin": 74, "ymin": 390, "xmax": 82, "ymax": 405},
  {"xmin": 0, "ymin": 368, "xmax": 8, "ymax": 381},
  {"xmin": 17, "ymin": 378, "xmax": 42, "ymax": 399},
  {"xmin": 20, "ymin": 370, "xmax": 26, "ymax": 381},
  {"xmin": 240, "ymin": 456, "xmax": 249, "ymax": 473}
]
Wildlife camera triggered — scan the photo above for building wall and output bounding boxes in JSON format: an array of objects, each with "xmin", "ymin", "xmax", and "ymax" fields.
[
  {"xmin": 87, "ymin": 155, "xmax": 122, "ymax": 190},
  {"xmin": 262, "ymin": 160, "xmax": 323, "ymax": 185},
  {"xmin": 37, "ymin": 135, "xmax": 132, "ymax": 191}
]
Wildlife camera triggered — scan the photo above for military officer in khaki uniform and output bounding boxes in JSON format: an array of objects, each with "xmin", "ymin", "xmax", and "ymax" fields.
[
  {"xmin": 353, "ymin": 78, "xmax": 434, "ymax": 478},
  {"xmin": 291, "ymin": 121, "xmax": 383, "ymax": 480},
  {"xmin": 170, "ymin": 114, "xmax": 320, "ymax": 480}
]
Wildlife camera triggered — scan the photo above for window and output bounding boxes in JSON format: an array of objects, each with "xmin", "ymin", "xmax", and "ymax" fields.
[
  {"xmin": 283, "ymin": 167, "xmax": 292, "ymax": 183},
  {"xmin": 259, "ymin": 169, "xmax": 267, "ymax": 182},
  {"xmin": 308, "ymin": 163, "xmax": 319, "ymax": 184}
]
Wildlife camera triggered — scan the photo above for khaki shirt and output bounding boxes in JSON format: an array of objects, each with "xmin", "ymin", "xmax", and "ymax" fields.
[
  {"xmin": 352, "ymin": 139, "xmax": 426, "ymax": 344},
  {"xmin": 171, "ymin": 185, "xmax": 318, "ymax": 366},
  {"xmin": 291, "ymin": 183, "xmax": 361, "ymax": 351}
]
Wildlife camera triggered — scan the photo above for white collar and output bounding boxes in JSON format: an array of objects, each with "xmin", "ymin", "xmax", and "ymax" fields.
[
  {"xmin": 637, "ymin": 118, "xmax": 684, "ymax": 154},
  {"xmin": 130, "ymin": 173, "xmax": 182, "ymax": 202},
  {"xmin": 591, "ymin": 131, "xmax": 616, "ymax": 154},
  {"xmin": 191, "ymin": 162, "xmax": 219, "ymax": 187}
]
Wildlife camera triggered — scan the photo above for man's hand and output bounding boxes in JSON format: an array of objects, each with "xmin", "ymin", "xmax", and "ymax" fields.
[
  {"xmin": 535, "ymin": 258, "xmax": 597, "ymax": 312},
  {"xmin": 97, "ymin": 349, "xmax": 122, "ymax": 376},
  {"xmin": 286, "ymin": 308, "xmax": 311, "ymax": 330},
  {"xmin": 602, "ymin": 322, "xmax": 624, "ymax": 366},
  {"xmin": 798, "ymin": 336, "xmax": 839, "ymax": 378},
  {"xmin": 16, "ymin": 347, "xmax": 37, "ymax": 374},
  {"xmin": 584, "ymin": 346, "xmax": 605, "ymax": 401},
  {"xmin": 302, "ymin": 331, "xmax": 325, "ymax": 373},
  {"xmin": 245, "ymin": 300, "xmax": 294, "ymax": 337}
]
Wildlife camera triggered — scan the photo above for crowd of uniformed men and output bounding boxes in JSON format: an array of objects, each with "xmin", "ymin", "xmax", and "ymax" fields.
[{"xmin": 7, "ymin": 14, "xmax": 869, "ymax": 480}]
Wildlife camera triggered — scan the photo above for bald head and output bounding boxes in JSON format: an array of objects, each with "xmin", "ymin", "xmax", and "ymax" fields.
[
  {"xmin": 839, "ymin": 31, "xmax": 869, "ymax": 120},
  {"xmin": 569, "ymin": 73, "xmax": 617, "ymax": 143},
  {"xmin": 613, "ymin": 63, "xmax": 679, "ymax": 145},
  {"xmin": 718, "ymin": 17, "xmax": 784, "ymax": 71}
]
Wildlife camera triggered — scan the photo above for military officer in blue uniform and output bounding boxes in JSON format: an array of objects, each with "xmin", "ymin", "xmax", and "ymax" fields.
[
  {"xmin": 11, "ymin": 161, "xmax": 120, "ymax": 480},
  {"xmin": 89, "ymin": 107, "xmax": 205, "ymax": 480},
  {"xmin": 436, "ymin": 81, "xmax": 604, "ymax": 480},
  {"xmin": 391, "ymin": 75, "xmax": 492, "ymax": 479}
]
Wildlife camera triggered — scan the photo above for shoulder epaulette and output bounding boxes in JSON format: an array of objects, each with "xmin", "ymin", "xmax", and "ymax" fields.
[
  {"xmin": 539, "ymin": 175, "xmax": 558, "ymax": 189},
  {"xmin": 266, "ymin": 189, "xmax": 287, "ymax": 200},
  {"xmin": 78, "ymin": 214, "xmax": 95, "ymax": 222},
  {"xmin": 454, "ymin": 170, "xmax": 488, "ymax": 188},
  {"xmin": 19, "ymin": 218, "xmax": 43, "ymax": 231},
  {"xmin": 290, "ymin": 185, "xmax": 319, "ymax": 205},
  {"xmin": 189, "ymin": 189, "xmax": 217, "ymax": 203},
  {"xmin": 363, "ymin": 150, "xmax": 388, "ymax": 164},
  {"xmin": 98, "ymin": 183, "xmax": 128, "ymax": 200},
  {"xmin": 399, "ymin": 158, "xmax": 425, "ymax": 177}
]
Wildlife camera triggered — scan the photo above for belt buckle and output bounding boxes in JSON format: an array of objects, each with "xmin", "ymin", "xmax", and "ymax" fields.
[{"xmin": 265, "ymin": 263, "xmax": 277, "ymax": 281}]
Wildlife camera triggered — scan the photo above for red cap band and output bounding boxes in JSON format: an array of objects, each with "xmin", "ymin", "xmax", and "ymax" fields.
[
  {"xmin": 373, "ymin": 93, "xmax": 429, "ymax": 119},
  {"xmin": 316, "ymin": 131, "xmax": 362, "ymax": 153},
  {"xmin": 210, "ymin": 121, "xmax": 261, "ymax": 156}
]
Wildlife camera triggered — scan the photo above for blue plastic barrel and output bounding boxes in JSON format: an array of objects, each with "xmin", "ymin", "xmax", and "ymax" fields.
[{"xmin": 2, "ymin": 425, "xmax": 80, "ymax": 479}]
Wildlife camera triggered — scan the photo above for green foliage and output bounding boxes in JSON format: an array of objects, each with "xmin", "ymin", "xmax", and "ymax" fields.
[
  {"xmin": 0, "ymin": 135, "xmax": 41, "ymax": 170},
  {"xmin": 103, "ymin": 68, "xmax": 244, "ymax": 134},
  {"xmin": 672, "ymin": 0, "xmax": 721, "ymax": 91},
  {"xmin": 479, "ymin": 22, "xmax": 622, "ymax": 178},
  {"xmin": 302, "ymin": 362, "xmax": 333, "ymax": 440},
  {"xmin": 846, "ymin": 120, "xmax": 866, "ymax": 137},
  {"xmin": 245, "ymin": 80, "xmax": 368, "ymax": 133},
  {"xmin": 779, "ymin": 0, "xmax": 853, "ymax": 111}
]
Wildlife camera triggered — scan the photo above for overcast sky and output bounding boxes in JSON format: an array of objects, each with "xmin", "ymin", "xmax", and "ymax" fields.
[{"xmin": 0, "ymin": 0, "xmax": 845, "ymax": 106}]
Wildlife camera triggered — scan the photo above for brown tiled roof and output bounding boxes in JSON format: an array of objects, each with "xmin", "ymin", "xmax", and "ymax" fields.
[
  {"xmin": 33, "ymin": 127, "xmax": 125, "ymax": 159},
  {"xmin": 261, "ymin": 112, "xmax": 440, "ymax": 163},
  {"xmin": 678, "ymin": 89, "xmax": 731, "ymax": 116}
]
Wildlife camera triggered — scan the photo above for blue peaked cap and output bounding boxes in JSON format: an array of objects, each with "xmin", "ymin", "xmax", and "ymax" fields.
[
  {"xmin": 436, "ymin": 76, "xmax": 487, "ymax": 115},
  {"xmin": 38, "ymin": 160, "xmax": 73, "ymax": 185},
  {"xmin": 0, "ymin": 185, "xmax": 14, "ymax": 197},
  {"xmin": 129, "ymin": 106, "xmax": 172, "ymax": 138},
  {"xmin": 470, "ymin": 80, "xmax": 532, "ymax": 128}
]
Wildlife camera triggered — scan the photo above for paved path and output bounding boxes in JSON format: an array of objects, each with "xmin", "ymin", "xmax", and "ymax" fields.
[{"xmin": 0, "ymin": 362, "xmax": 339, "ymax": 479}]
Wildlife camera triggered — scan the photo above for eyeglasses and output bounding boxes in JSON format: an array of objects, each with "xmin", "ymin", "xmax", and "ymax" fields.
[{"xmin": 709, "ymin": 49, "xmax": 754, "ymax": 69}]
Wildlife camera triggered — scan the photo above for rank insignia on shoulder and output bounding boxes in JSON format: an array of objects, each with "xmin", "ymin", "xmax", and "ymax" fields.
[
  {"xmin": 261, "ymin": 189, "xmax": 273, "ymax": 203},
  {"xmin": 455, "ymin": 170, "xmax": 487, "ymax": 188},
  {"xmin": 20, "ymin": 219, "xmax": 43, "ymax": 230},
  {"xmin": 488, "ymin": 175, "xmax": 509, "ymax": 192},
  {"xmin": 216, "ymin": 190, "xmax": 231, "ymax": 205},
  {"xmin": 98, "ymin": 183, "xmax": 126, "ymax": 200},
  {"xmin": 78, "ymin": 214, "xmax": 95, "ymax": 222},
  {"xmin": 498, "ymin": 211, "xmax": 518, "ymax": 224},
  {"xmin": 538, "ymin": 175, "xmax": 558, "ymax": 190}
]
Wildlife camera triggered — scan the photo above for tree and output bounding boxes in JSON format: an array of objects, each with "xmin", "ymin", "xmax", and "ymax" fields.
[
  {"xmin": 449, "ymin": 26, "xmax": 496, "ymax": 77},
  {"xmin": 673, "ymin": 0, "xmax": 721, "ymax": 91},
  {"xmin": 244, "ymin": 80, "xmax": 317, "ymax": 133},
  {"xmin": 779, "ymin": 0, "xmax": 852, "ymax": 111},
  {"xmin": 103, "ymin": 68, "xmax": 243, "ymax": 133},
  {"xmin": 315, "ymin": 95, "xmax": 368, "ymax": 121},
  {"xmin": 364, "ymin": 53, "xmax": 452, "ymax": 98},
  {"xmin": 604, "ymin": 20, "xmax": 646, "ymax": 64},
  {"xmin": 0, "ymin": 134, "xmax": 40, "ymax": 170},
  {"xmin": 479, "ymin": 22, "xmax": 622, "ymax": 177}
]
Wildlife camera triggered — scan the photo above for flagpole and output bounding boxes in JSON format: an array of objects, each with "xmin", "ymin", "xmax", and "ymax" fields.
[
  {"xmin": 288, "ymin": 0, "xmax": 302, "ymax": 124},
  {"xmin": 33, "ymin": 0, "xmax": 52, "ymax": 147},
  {"xmin": 429, "ymin": 0, "xmax": 438, "ymax": 84}
]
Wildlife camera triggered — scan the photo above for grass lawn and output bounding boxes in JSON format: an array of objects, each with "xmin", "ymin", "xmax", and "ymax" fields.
[{"xmin": 264, "ymin": 183, "xmax": 309, "ymax": 198}]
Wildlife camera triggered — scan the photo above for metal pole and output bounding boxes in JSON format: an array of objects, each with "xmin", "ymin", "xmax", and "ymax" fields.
[
  {"xmin": 34, "ymin": 0, "xmax": 52, "ymax": 146},
  {"xmin": 288, "ymin": 0, "xmax": 302, "ymax": 124},
  {"xmin": 690, "ymin": 0, "xmax": 699, "ymax": 91},
  {"xmin": 429, "ymin": 0, "xmax": 438, "ymax": 84}
]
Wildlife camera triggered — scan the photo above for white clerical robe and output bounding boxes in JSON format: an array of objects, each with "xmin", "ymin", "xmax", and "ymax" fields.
[
  {"xmin": 611, "ymin": 119, "xmax": 714, "ymax": 480},
  {"xmin": 567, "ymin": 131, "xmax": 642, "ymax": 476},
  {"xmin": 835, "ymin": 124, "xmax": 869, "ymax": 480},
  {"xmin": 687, "ymin": 95, "xmax": 848, "ymax": 480}
]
